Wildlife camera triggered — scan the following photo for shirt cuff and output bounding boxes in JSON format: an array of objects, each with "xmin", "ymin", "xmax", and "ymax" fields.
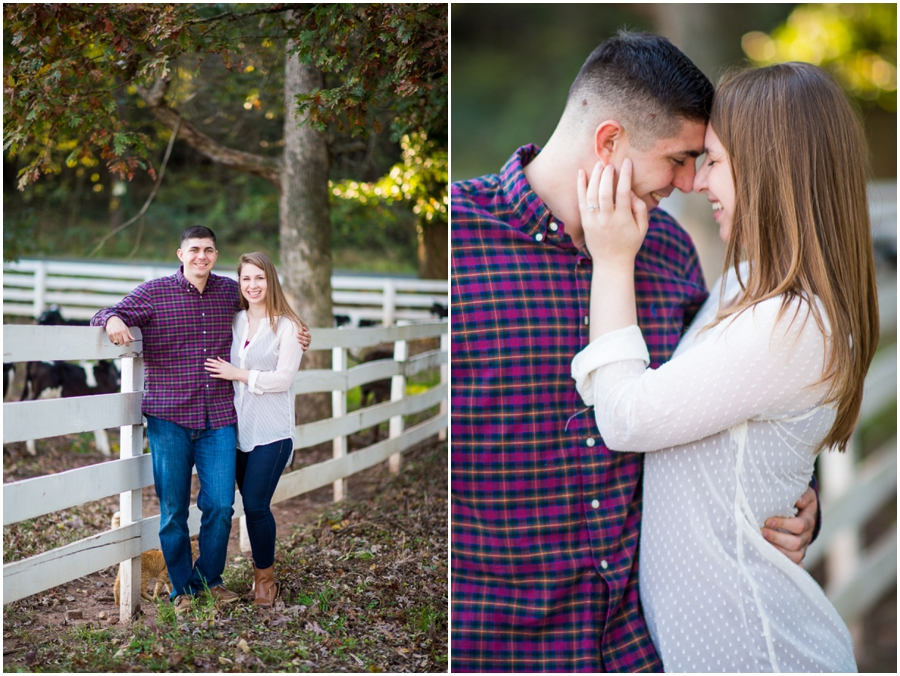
[
  {"xmin": 571, "ymin": 325, "xmax": 650, "ymax": 406},
  {"xmin": 247, "ymin": 369, "xmax": 262, "ymax": 394}
]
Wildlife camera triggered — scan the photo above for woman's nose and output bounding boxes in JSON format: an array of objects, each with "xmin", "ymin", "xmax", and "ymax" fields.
[{"xmin": 693, "ymin": 164, "xmax": 708, "ymax": 193}]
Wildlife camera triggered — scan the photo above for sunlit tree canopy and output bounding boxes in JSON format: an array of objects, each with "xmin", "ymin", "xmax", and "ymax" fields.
[
  {"xmin": 742, "ymin": 3, "xmax": 897, "ymax": 111},
  {"xmin": 331, "ymin": 131, "xmax": 447, "ymax": 224}
]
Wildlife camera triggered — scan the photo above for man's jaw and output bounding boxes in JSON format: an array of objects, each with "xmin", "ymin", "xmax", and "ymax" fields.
[
  {"xmin": 189, "ymin": 261, "xmax": 212, "ymax": 277},
  {"xmin": 643, "ymin": 190, "xmax": 667, "ymax": 209}
]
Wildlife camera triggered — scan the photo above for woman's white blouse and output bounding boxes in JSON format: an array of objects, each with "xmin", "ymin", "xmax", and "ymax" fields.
[
  {"xmin": 571, "ymin": 265, "xmax": 856, "ymax": 673},
  {"xmin": 230, "ymin": 311, "xmax": 303, "ymax": 453}
]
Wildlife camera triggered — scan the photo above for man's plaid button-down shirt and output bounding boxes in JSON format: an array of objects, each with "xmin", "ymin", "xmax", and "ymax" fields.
[
  {"xmin": 451, "ymin": 146, "xmax": 709, "ymax": 672},
  {"xmin": 91, "ymin": 266, "xmax": 240, "ymax": 429}
]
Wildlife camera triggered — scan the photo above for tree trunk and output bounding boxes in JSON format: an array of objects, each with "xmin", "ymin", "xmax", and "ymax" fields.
[
  {"xmin": 282, "ymin": 37, "xmax": 333, "ymax": 424},
  {"xmin": 417, "ymin": 217, "xmax": 448, "ymax": 279}
]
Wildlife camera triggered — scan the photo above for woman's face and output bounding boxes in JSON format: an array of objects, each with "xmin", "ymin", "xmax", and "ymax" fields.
[
  {"xmin": 693, "ymin": 126, "xmax": 736, "ymax": 243},
  {"xmin": 240, "ymin": 263, "xmax": 268, "ymax": 307}
]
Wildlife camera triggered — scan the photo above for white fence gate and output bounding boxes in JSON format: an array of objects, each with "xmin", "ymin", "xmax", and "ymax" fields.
[{"xmin": 3, "ymin": 321, "xmax": 448, "ymax": 623}]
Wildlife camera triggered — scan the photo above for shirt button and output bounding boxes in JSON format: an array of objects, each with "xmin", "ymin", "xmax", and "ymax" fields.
[
  {"xmin": 584, "ymin": 316, "xmax": 590, "ymax": 326},
  {"xmin": 591, "ymin": 499, "xmax": 600, "ymax": 509},
  {"xmin": 586, "ymin": 437, "xmax": 595, "ymax": 447},
  {"xmin": 535, "ymin": 233, "xmax": 544, "ymax": 242},
  {"xmin": 600, "ymin": 560, "xmax": 609, "ymax": 570},
  {"xmin": 549, "ymin": 222, "xmax": 559, "ymax": 232}
]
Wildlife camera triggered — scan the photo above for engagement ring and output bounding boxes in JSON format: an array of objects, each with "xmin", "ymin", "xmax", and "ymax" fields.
[{"xmin": 588, "ymin": 204, "xmax": 599, "ymax": 211}]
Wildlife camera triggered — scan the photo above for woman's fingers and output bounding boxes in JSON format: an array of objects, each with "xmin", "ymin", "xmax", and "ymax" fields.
[
  {"xmin": 576, "ymin": 168, "xmax": 588, "ymax": 214},
  {"xmin": 204, "ymin": 357, "xmax": 227, "ymax": 373},
  {"xmin": 587, "ymin": 161, "xmax": 603, "ymax": 211},
  {"xmin": 597, "ymin": 162, "xmax": 616, "ymax": 212},
  {"xmin": 616, "ymin": 158, "xmax": 633, "ymax": 210},
  {"xmin": 631, "ymin": 191, "xmax": 649, "ymax": 235}
]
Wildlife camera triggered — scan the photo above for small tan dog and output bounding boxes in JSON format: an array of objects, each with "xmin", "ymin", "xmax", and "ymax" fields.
[{"xmin": 111, "ymin": 512, "xmax": 199, "ymax": 604}]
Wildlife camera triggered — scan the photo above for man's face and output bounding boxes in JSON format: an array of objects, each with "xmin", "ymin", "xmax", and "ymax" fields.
[
  {"xmin": 616, "ymin": 119, "xmax": 707, "ymax": 210},
  {"xmin": 177, "ymin": 237, "xmax": 218, "ymax": 278}
]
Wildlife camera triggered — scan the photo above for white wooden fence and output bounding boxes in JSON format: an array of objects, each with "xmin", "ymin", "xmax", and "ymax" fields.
[
  {"xmin": 2, "ymin": 259, "xmax": 448, "ymax": 326},
  {"xmin": 807, "ymin": 277, "xmax": 897, "ymax": 632},
  {"xmin": 2, "ymin": 321, "xmax": 448, "ymax": 623}
]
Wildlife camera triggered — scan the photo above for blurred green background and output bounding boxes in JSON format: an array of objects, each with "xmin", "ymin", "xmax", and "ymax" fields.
[{"xmin": 452, "ymin": 3, "xmax": 896, "ymax": 183}]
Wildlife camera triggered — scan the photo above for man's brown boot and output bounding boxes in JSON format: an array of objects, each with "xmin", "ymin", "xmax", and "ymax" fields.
[{"xmin": 252, "ymin": 562, "xmax": 279, "ymax": 607}]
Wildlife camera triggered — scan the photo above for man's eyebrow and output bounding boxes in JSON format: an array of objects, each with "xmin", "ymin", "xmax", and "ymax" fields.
[{"xmin": 675, "ymin": 149, "xmax": 702, "ymax": 158}]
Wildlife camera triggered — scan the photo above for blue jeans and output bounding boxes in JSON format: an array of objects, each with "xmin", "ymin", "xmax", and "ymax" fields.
[
  {"xmin": 235, "ymin": 438, "xmax": 292, "ymax": 569},
  {"xmin": 146, "ymin": 416, "xmax": 236, "ymax": 599}
]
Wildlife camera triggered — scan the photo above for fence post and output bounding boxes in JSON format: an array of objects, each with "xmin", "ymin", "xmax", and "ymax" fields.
[
  {"xmin": 32, "ymin": 261, "xmax": 47, "ymax": 318},
  {"xmin": 820, "ymin": 439, "xmax": 861, "ymax": 644},
  {"xmin": 332, "ymin": 346, "xmax": 348, "ymax": 500},
  {"xmin": 388, "ymin": 326, "xmax": 408, "ymax": 474},
  {"xmin": 383, "ymin": 280, "xmax": 396, "ymax": 326},
  {"xmin": 118, "ymin": 353, "xmax": 144, "ymax": 623},
  {"xmin": 439, "ymin": 330, "xmax": 448, "ymax": 442}
]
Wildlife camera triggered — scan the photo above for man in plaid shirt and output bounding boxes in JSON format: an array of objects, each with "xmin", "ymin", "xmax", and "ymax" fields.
[
  {"xmin": 92, "ymin": 226, "xmax": 310, "ymax": 612},
  {"xmin": 451, "ymin": 32, "xmax": 818, "ymax": 672}
]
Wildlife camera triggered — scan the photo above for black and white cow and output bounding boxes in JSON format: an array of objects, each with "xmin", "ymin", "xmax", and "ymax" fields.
[
  {"xmin": 19, "ymin": 306, "xmax": 120, "ymax": 455},
  {"xmin": 20, "ymin": 360, "xmax": 120, "ymax": 401}
]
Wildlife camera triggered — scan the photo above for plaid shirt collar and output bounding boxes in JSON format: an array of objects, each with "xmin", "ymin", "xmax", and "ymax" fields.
[
  {"xmin": 174, "ymin": 265, "xmax": 226, "ymax": 293},
  {"xmin": 500, "ymin": 144, "xmax": 583, "ymax": 254}
]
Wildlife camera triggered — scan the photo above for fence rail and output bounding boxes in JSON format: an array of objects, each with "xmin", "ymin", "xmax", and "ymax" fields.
[
  {"xmin": 2, "ymin": 259, "xmax": 448, "ymax": 325},
  {"xmin": 3, "ymin": 321, "xmax": 448, "ymax": 623},
  {"xmin": 807, "ymin": 275, "xmax": 897, "ymax": 630}
]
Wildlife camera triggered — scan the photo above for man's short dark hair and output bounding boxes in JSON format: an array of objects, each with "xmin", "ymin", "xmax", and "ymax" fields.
[
  {"xmin": 181, "ymin": 225, "xmax": 217, "ymax": 247},
  {"xmin": 566, "ymin": 31, "xmax": 714, "ymax": 147}
]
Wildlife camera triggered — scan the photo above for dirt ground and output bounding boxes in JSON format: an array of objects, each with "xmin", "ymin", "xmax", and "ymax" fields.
[
  {"xmin": 3, "ymin": 428, "xmax": 448, "ymax": 673},
  {"xmin": 4, "ymin": 447, "xmax": 364, "ymax": 625}
]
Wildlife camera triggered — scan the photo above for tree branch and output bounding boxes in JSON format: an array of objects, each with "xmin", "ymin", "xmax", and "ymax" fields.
[
  {"xmin": 185, "ymin": 4, "xmax": 288, "ymax": 27},
  {"xmin": 137, "ymin": 78, "xmax": 283, "ymax": 189},
  {"xmin": 87, "ymin": 115, "xmax": 183, "ymax": 258}
]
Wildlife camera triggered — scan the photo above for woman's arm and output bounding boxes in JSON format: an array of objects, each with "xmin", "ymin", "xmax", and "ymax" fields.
[
  {"xmin": 576, "ymin": 297, "xmax": 829, "ymax": 452},
  {"xmin": 578, "ymin": 159, "xmax": 648, "ymax": 342},
  {"xmin": 246, "ymin": 320, "xmax": 304, "ymax": 394}
]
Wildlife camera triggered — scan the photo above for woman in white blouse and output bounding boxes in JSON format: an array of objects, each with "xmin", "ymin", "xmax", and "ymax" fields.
[
  {"xmin": 205, "ymin": 252, "xmax": 306, "ymax": 607},
  {"xmin": 571, "ymin": 63, "xmax": 877, "ymax": 671}
]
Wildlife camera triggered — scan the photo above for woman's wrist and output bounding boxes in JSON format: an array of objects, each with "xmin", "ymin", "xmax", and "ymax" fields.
[
  {"xmin": 591, "ymin": 254, "xmax": 636, "ymax": 277},
  {"xmin": 589, "ymin": 263, "xmax": 638, "ymax": 340}
]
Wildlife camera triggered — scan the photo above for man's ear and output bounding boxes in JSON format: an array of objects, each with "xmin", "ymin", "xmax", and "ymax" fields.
[{"xmin": 593, "ymin": 120, "xmax": 624, "ymax": 164}]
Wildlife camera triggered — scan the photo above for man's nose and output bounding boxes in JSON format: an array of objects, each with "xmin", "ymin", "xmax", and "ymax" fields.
[{"xmin": 673, "ymin": 162, "xmax": 697, "ymax": 194}]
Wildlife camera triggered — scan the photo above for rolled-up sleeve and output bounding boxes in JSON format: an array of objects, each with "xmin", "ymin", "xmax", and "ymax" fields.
[{"xmin": 90, "ymin": 283, "xmax": 155, "ymax": 328}]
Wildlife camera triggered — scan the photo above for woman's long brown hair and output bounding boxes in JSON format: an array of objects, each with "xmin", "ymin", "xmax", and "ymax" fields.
[
  {"xmin": 237, "ymin": 252, "xmax": 307, "ymax": 335},
  {"xmin": 709, "ymin": 62, "xmax": 879, "ymax": 452}
]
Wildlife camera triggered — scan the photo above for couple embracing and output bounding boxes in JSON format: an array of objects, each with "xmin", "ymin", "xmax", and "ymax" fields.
[
  {"xmin": 451, "ymin": 32, "xmax": 877, "ymax": 672},
  {"xmin": 93, "ymin": 226, "xmax": 309, "ymax": 613}
]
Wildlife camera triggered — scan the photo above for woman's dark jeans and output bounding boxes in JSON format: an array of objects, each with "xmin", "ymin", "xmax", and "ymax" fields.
[{"xmin": 235, "ymin": 437, "xmax": 292, "ymax": 569}]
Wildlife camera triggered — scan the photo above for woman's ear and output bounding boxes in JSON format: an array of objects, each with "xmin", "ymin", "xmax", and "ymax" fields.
[{"xmin": 593, "ymin": 120, "xmax": 624, "ymax": 164}]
